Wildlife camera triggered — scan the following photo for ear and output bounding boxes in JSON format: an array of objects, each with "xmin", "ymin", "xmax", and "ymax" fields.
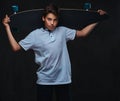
[{"xmin": 42, "ymin": 16, "xmax": 45, "ymax": 21}]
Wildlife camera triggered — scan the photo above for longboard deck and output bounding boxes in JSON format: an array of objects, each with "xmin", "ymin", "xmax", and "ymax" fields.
[{"xmin": 9, "ymin": 9, "xmax": 108, "ymax": 40}]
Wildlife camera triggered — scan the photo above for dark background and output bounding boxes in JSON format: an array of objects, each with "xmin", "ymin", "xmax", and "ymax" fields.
[{"xmin": 0, "ymin": 0, "xmax": 120, "ymax": 101}]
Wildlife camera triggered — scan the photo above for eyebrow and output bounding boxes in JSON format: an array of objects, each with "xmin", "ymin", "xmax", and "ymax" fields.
[{"xmin": 47, "ymin": 17, "xmax": 58, "ymax": 21}]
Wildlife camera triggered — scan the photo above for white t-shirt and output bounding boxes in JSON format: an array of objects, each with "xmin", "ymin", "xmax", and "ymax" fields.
[{"xmin": 19, "ymin": 26, "xmax": 76, "ymax": 85}]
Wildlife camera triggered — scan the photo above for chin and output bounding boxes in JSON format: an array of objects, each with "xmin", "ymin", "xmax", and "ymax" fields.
[{"xmin": 50, "ymin": 28, "xmax": 55, "ymax": 31}]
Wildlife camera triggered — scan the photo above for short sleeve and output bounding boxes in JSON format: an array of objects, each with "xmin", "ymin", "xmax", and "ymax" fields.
[
  {"xmin": 65, "ymin": 27, "xmax": 76, "ymax": 41},
  {"xmin": 19, "ymin": 31, "xmax": 35, "ymax": 51}
]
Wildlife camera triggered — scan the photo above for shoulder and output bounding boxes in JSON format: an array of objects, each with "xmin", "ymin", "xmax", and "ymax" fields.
[
  {"xmin": 57, "ymin": 26, "xmax": 67, "ymax": 29},
  {"xmin": 31, "ymin": 28, "xmax": 42, "ymax": 33},
  {"xmin": 24, "ymin": 28, "xmax": 42, "ymax": 39},
  {"xmin": 56, "ymin": 26, "xmax": 71, "ymax": 31},
  {"xmin": 28, "ymin": 28, "xmax": 42, "ymax": 35},
  {"xmin": 57, "ymin": 26, "xmax": 76, "ymax": 34}
]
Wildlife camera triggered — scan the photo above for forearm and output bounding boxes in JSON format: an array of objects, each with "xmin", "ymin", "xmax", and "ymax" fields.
[
  {"xmin": 81, "ymin": 22, "xmax": 98, "ymax": 35},
  {"xmin": 5, "ymin": 26, "xmax": 21, "ymax": 51},
  {"xmin": 76, "ymin": 9, "xmax": 107, "ymax": 38},
  {"xmin": 76, "ymin": 22, "xmax": 98, "ymax": 37}
]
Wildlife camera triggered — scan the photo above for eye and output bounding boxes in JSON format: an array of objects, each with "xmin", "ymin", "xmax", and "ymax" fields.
[
  {"xmin": 47, "ymin": 18, "xmax": 52, "ymax": 21},
  {"xmin": 54, "ymin": 19, "xmax": 57, "ymax": 21}
]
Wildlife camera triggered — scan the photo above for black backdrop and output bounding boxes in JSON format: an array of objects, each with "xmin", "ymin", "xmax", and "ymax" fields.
[{"xmin": 0, "ymin": 0, "xmax": 120, "ymax": 101}]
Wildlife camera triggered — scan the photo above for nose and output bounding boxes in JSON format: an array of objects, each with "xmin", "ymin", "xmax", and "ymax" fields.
[{"xmin": 51, "ymin": 20, "xmax": 54, "ymax": 25}]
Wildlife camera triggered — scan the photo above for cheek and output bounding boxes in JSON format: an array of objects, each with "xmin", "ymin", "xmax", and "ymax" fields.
[
  {"xmin": 45, "ymin": 20, "xmax": 50, "ymax": 25},
  {"xmin": 54, "ymin": 21, "xmax": 58, "ymax": 26}
]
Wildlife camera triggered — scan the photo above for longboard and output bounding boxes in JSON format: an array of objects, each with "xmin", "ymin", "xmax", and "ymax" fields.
[{"xmin": 9, "ymin": 9, "xmax": 108, "ymax": 40}]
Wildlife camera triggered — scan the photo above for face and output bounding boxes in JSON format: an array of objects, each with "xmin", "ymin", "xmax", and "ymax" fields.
[{"xmin": 42, "ymin": 13, "xmax": 58, "ymax": 31}]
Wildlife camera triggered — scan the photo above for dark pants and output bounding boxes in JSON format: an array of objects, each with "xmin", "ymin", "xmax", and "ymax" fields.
[{"xmin": 36, "ymin": 84, "xmax": 72, "ymax": 101}]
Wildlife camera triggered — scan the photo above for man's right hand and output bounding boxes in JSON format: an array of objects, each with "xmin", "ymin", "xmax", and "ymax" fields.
[{"xmin": 2, "ymin": 15, "xmax": 10, "ymax": 27}]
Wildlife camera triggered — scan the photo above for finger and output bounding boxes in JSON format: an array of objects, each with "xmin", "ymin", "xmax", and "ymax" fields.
[
  {"xmin": 5, "ymin": 14, "xmax": 10, "ymax": 21},
  {"xmin": 97, "ymin": 9, "xmax": 102, "ymax": 13}
]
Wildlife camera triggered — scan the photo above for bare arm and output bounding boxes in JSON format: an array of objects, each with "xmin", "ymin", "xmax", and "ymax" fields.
[
  {"xmin": 76, "ymin": 9, "xmax": 107, "ymax": 38},
  {"xmin": 76, "ymin": 22, "xmax": 98, "ymax": 37},
  {"xmin": 2, "ymin": 15, "xmax": 21, "ymax": 51}
]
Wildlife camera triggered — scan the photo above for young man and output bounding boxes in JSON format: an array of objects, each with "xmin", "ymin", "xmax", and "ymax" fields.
[{"xmin": 2, "ymin": 3, "xmax": 107, "ymax": 101}]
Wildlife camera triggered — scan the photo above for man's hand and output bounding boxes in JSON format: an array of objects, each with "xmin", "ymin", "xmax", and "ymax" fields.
[
  {"xmin": 2, "ymin": 15, "xmax": 10, "ymax": 27},
  {"xmin": 97, "ymin": 9, "xmax": 107, "ymax": 15}
]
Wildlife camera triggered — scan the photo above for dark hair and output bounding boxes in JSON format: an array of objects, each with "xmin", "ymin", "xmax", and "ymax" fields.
[{"xmin": 43, "ymin": 3, "xmax": 60, "ymax": 18}]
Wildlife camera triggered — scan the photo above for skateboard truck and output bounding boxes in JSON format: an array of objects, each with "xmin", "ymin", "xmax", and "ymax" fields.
[
  {"xmin": 12, "ymin": 5, "xmax": 19, "ymax": 14},
  {"xmin": 83, "ymin": 2, "xmax": 91, "ymax": 11}
]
